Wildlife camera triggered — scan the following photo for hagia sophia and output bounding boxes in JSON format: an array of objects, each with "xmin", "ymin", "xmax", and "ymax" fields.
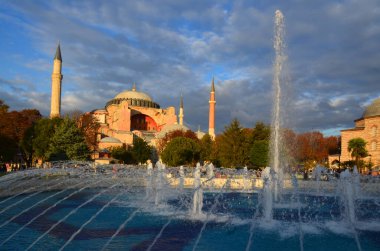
[
  {"xmin": 50, "ymin": 44, "xmax": 215, "ymax": 161},
  {"xmin": 50, "ymin": 44, "xmax": 380, "ymax": 167}
]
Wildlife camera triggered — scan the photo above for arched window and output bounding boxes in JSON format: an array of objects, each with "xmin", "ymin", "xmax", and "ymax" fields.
[
  {"xmin": 371, "ymin": 141, "xmax": 377, "ymax": 151},
  {"xmin": 371, "ymin": 126, "xmax": 377, "ymax": 137}
]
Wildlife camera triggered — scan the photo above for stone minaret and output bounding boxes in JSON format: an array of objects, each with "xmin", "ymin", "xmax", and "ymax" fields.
[
  {"xmin": 208, "ymin": 77, "xmax": 216, "ymax": 139},
  {"xmin": 179, "ymin": 94, "xmax": 184, "ymax": 126},
  {"xmin": 50, "ymin": 43, "xmax": 63, "ymax": 118}
]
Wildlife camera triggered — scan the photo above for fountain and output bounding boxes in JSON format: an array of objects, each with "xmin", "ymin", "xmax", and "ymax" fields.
[
  {"xmin": 191, "ymin": 163, "xmax": 204, "ymax": 218},
  {"xmin": 270, "ymin": 9, "xmax": 286, "ymax": 203},
  {"xmin": 0, "ymin": 10, "xmax": 379, "ymax": 251},
  {"xmin": 0, "ymin": 161, "xmax": 378, "ymax": 250}
]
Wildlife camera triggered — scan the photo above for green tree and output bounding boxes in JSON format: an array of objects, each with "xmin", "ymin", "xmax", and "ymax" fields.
[
  {"xmin": 47, "ymin": 117, "xmax": 89, "ymax": 161},
  {"xmin": 251, "ymin": 121, "xmax": 270, "ymax": 141},
  {"xmin": 250, "ymin": 140, "xmax": 269, "ymax": 168},
  {"xmin": 31, "ymin": 117, "xmax": 63, "ymax": 162},
  {"xmin": 218, "ymin": 119, "xmax": 248, "ymax": 167},
  {"xmin": 131, "ymin": 137, "xmax": 151, "ymax": 164},
  {"xmin": 348, "ymin": 137, "xmax": 368, "ymax": 170},
  {"xmin": 199, "ymin": 134, "xmax": 213, "ymax": 162},
  {"xmin": 161, "ymin": 137, "xmax": 200, "ymax": 166},
  {"xmin": 110, "ymin": 146, "xmax": 133, "ymax": 164},
  {"xmin": 156, "ymin": 129, "xmax": 199, "ymax": 155}
]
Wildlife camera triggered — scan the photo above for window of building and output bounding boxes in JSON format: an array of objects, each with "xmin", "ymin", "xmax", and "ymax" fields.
[
  {"xmin": 371, "ymin": 126, "xmax": 377, "ymax": 137},
  {"xmin": 371, "ymin": 141, "xmax": 377, "ymax": 151}
]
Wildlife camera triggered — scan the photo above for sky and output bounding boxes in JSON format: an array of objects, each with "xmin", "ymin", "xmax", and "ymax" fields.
[{"xmin": 1, "ymin": 0, "xmax": 379, "ymax": 136}]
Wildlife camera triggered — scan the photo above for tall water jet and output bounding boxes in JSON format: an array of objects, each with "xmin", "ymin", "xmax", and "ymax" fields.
[
  {"xmin": 145, "ymin": 161, "xmax": 154, "ymax": 198},
  {"xmin": 154, "ymin": 161, "xmax": 166, "ymax": 206},
  {"xmin": 179, "ymin": 165, "xmax": 185, "ymax": 190},
  {"xmin": 191, "ymin": 163, "xmax": 203, "ymax": 217},
  {"xmin": 242, "ymin": 166, "xmax": 249, "ymax": 191},
  {"xmin": 340, "ymin": 169, "xmax": 357, "ymax": 224},
  {"xmin": 270, "ymin": 9, "xmax": 286, "ymax": 201},
  {"xmin": 262, "ymin": 167, "xmax": 274, "ymax": 221}
]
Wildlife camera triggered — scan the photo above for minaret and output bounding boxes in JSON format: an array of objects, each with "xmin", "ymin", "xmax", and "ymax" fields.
[
  {"xmin": 179, "ymin": 94, "xmax": 184, "ymax": 126},
  {"xmin": 208, "ymin": 77, "xmax": 216, "ymax": 139},
  {"xmin": 50, "ymin": 43, "xmax": 63, "ymax": 118}
]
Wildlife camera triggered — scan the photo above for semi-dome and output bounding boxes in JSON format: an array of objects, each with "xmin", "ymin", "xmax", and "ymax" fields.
[
  {"xmin": 100, "ymin": 136, "xmax": 122, "ymax": 143},
  {"xmin": 114, "ymin": 90, "xmax": 152, "ymax": 102},
  {"xmin": 363, "ymin": 98, "xmax": 380, "ymax": 118}
]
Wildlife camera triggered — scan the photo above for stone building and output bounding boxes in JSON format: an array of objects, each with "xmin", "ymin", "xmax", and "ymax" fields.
[
  {"xmin": 91, "ymin": 83, "xmax": 178, "ymax": 148},
  {"xmin": 49, "ymin": 44, "xmax": 217, "ymax": 160},
  {"xmin": 338, "ymin": 98, "xmax": 380, "ymax": 169}
]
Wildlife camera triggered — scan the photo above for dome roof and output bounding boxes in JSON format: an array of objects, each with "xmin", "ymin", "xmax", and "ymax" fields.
[
  {"xmin": 100, "ymin": 137, "xmax": 122, "ymax": 143},
  {"xmin": 363, "ymin": 98, "xmax": 380, "ymax": 118},
  {"xmin": 156, "ymin": 124, "xmax": 190, "ymax": 138},
  {"xmin": 106, "ymin": 84, "xmax": 160, "ymax": 109},
  {"xmin": 114, "ymin": 90, "xmax": 152, "ymax": 102}
]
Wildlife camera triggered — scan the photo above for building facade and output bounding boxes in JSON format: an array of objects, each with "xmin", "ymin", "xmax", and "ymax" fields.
[
  {"xmin": 339, "ymin": 98, "xmax": 380, "ymax": 169},
  {"xmin": 49, "ymin": 44, "xmax": 217, "ymax": 158},
  {"xmin": 92, "ymin": 84, "xmax": 178, "ymax": 148}
]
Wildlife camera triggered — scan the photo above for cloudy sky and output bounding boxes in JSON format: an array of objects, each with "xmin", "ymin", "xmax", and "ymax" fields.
[{"xmin": 1, "ymin": 0, "xmax": 379, "ymax": 135}]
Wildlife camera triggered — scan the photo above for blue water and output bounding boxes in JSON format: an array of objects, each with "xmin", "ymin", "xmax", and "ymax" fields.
[{"xmin": 0, "ymin": 188, "xmax": 379, "ymax": 251}]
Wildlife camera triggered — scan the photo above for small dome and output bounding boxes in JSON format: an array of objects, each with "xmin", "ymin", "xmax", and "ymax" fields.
[
  {"xmin": 156, "ymin": 124, "xmax": 190, "ymax": 138},
  {"xmin": 114, "ymin": 90, "xmax": 152, "ymax": 102},
  {"xmin": 363, "ymin": 98, "xmax": 380, "ymax": 118},
  {"xmin": 196, "ymin": 130, "xmax": 206, "ymax": 140},
  {"xmin": 100, "ymin": 137, "xmax": 122, "ymax": 143}
]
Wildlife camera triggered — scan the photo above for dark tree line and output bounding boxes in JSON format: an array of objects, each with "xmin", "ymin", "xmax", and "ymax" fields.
[
  {"xmin": 0, "ymin": 100, "xmax": 98, "ymax": 165},
  {"xmin": 158, "ymin": 119, "xmax": 340, "ymax": 169}
]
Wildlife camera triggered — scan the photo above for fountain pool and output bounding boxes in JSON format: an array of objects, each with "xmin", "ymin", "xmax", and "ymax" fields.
[{"xmin": 0, "ymin": 163, "xmax": 379, "ymax": 251}]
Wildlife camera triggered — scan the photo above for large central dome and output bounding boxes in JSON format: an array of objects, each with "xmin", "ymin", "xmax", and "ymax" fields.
[
  {"xmin": 363, "ymin": 98, "xmax": 380, "ymax": 118},
  {"xmin": 114, "ymin": 86, "xmax": 152, "ymax": 101},
  {"xmin": 106, "ymin": 84, "xmax": 160, "ymax": 109}
]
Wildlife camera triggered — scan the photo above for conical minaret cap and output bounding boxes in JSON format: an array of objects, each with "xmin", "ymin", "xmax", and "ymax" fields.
[
  {"xmin": 211, "ymin": 77, "xmax": 215, "ymax": 92},
  {"xmin": 54, "ymin": 43, "xmax": 62, "ymax": 61},
  {"xmin": 180, "ymin": 94, "xmax": 183, "ymax": 108}
]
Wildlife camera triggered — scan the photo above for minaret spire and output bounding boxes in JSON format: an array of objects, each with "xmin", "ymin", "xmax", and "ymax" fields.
[
  {"xmin": 54, "ymin": 42, "xmax": 62, "ymax": 61},
  {"xmin": 132, "ymin": 83, "xmax": 136, "ymax": 91},
  {"xmin": 179, "ymin": 93, "xmax": 184, "ymax": 126},
  {"xmin": 50, "ymin": 43, "xmax": 63, "ymax": 118},
  {"xmin": 208, "ymin": 77, "xmax": 216, "ymax": 139}
]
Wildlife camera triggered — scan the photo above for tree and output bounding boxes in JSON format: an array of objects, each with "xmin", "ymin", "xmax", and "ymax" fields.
[
  {"xmin": 199, "ymin": 134, "xmax": 213, "ymax": 162},
  {"xmin": 294, "ymin": 131, "xmax": 327, "ymax": 163},
  {"xmin": 76, "ymin": 113, "xmax": 100, "ymax": 152},
  {"xmin": 156, "ymin": 129, "xmax": 198, "ymax": 155},
  {"xmin": 131, "ymin": 137, "xmax": 151, "ymax": 164},
  {"xmin": 47, "ymin": 117, "xmax": 89, "ymax": 161},
  {"xmin": 250, "ymin": 140, "xmax": 269, "ymax": 168},
  {"xmin": 348, "ymin": 137, "xmax": 368, "ymax": 170},
  {"xmin": 32, "ymin": 117, "xmax": 63, "ymax": 161},
  {"xmin": 0, "ymin": 106, "xmax": 42, "ymax": 163},
  {"xmin": 0, "ymin": 100, "xmax": 9, "ymax": 113},
  {"xmin": 161, "ymin": 137, "xmax": 200, "ymax": 166},
  {"xmin": 218, "ymin": 119, "xmax": 248, "ymax": 167},
  {"xmin": 251, "ymin": 122, "xmax": 270, "ymax": 141},
  {"xmin": 110, "ymin": 146, "xmax": 133, "ymax": 164}
]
